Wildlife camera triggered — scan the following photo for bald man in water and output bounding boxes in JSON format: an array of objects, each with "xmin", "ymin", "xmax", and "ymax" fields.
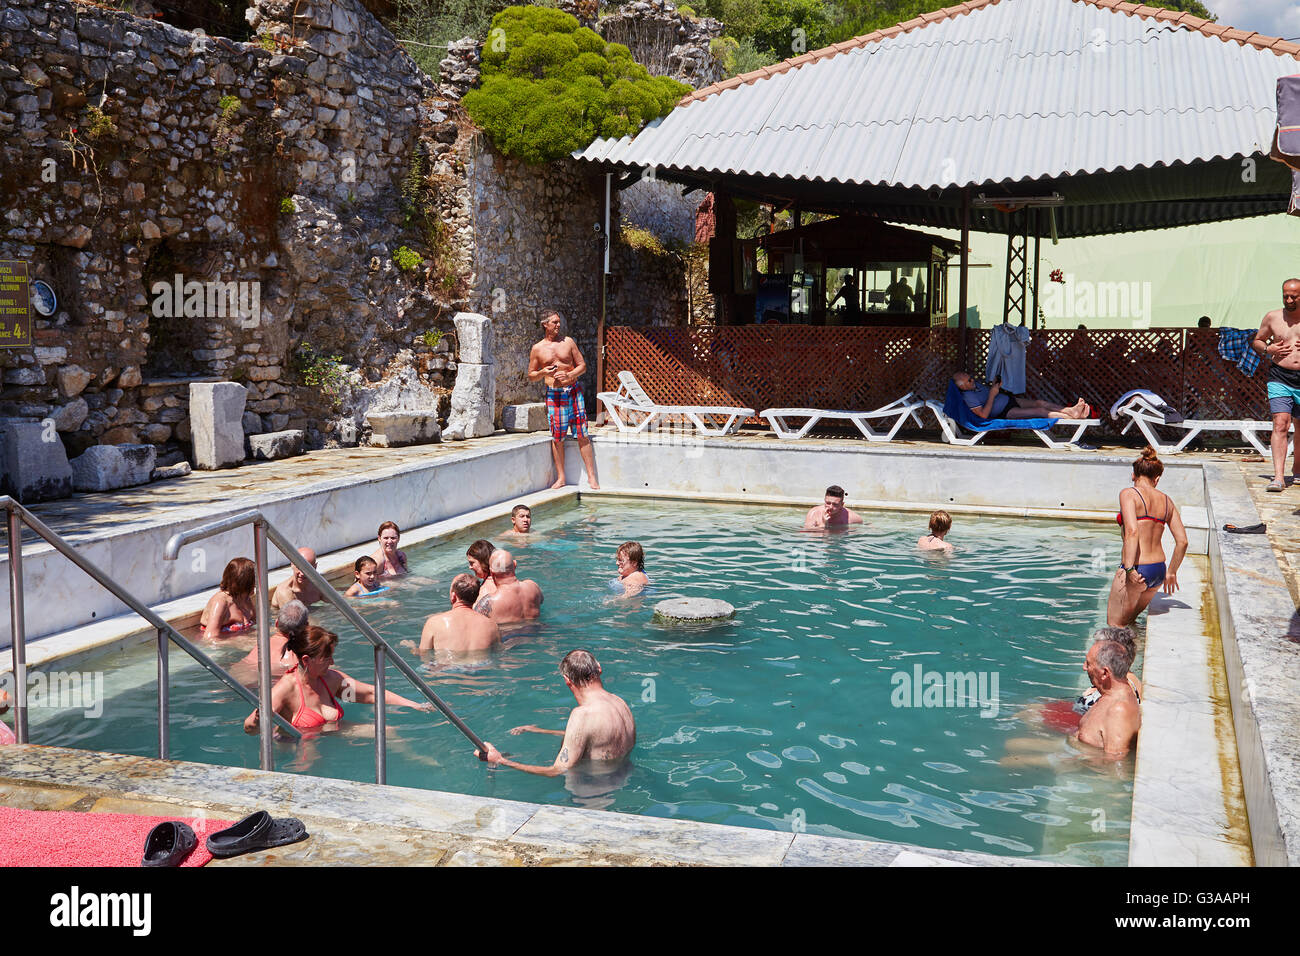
[
  {"xmin": 270, "ymin": 547, "xmax": 324, "ymax": 609},
  {"xmin": 473, "ymin": 549, "xmax": 543, "ymax": 625},
  {"xmin": 477, "ymin": 650, "xmax": 635, "ymax": 775}
]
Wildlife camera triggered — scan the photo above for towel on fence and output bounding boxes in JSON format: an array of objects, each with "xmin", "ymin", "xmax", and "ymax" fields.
[
  {"xmin": 943, "ymin": 382, "xmax": 1056, "ymax": 432},
  {"xmin": 1217, "ymin": 328, "xmax": 1259, "ymax": 376},
  {"xmin": 986, "ymin": 323, "xmax": 1032, "ymax": 395}
]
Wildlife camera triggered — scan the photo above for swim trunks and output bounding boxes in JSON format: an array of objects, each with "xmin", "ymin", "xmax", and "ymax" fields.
[
  {"xmin": 1267, "ymin": 363, "xmax": 1300, "ymax": 415},
  {"xmin": 546, "ymin": 385, "xmax": 588, "ymax": 440}
]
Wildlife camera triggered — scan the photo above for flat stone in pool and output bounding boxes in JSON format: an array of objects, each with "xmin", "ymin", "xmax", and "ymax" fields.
[{"xmin": 653, "ymin": 597, "xmax": 736, "ymax": 624}]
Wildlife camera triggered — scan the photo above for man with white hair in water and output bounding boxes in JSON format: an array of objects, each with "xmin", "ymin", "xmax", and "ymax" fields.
[
  {"xmin": 236, "ymin": 599, "xmax": 309, "ymax": 678},
  {"xmin": 473, "ymin": 549, "xmax": 543, "ymax": 625},
  {"xmin": 476, "ymin": 650, "xmax": 635, "ymax": 775},
  {"xmin": 1075, "ymin": 638, "xmax": 1141, "ymax": 757},
  {"xmin": 271, "ymin": 547, "xmax": 323, "ymax": 610}
]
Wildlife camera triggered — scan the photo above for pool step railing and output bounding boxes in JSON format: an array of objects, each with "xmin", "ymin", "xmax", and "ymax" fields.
[
  {"xmin": 163, "ymin": 510, "xmax": 487, "ymax": 784},
  {"xmin": 1, "ymin": 495, "xmax": 302, "ymax": 766}
]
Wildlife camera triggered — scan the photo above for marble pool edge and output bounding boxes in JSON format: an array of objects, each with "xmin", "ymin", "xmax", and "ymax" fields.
[{"xmin": 0, "ymin": 744, "xmax": 1065, "ymax": 868}]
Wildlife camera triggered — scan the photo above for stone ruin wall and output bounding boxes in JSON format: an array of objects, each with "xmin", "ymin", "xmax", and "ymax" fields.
[{"xmin": 0, "ymin": 0, "xmax": 711, "ymax": 471}]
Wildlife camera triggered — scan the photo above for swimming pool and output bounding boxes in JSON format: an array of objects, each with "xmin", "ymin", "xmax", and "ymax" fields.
[{"xmin": 27, "ymin": 498, "xmax": 1133, "ymax": 863}]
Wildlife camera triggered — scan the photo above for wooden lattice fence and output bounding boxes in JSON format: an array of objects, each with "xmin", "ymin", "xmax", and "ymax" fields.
[{"xmin": 603, "ymin": 326, "xmax": 1269, "ymax": 431}]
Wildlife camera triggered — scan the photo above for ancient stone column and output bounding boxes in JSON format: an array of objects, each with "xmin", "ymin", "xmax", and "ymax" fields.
[
  {"xmin": 189, "ymin": 382, "xmax": 248, "ymax": 469},
  {"xmin": 444, "ymin": 312, "xmax": 496, "ymax": 440}
]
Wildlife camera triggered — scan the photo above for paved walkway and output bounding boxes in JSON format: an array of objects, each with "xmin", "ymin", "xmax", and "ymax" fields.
[
  {"xmin": 1239, "ymin": 460, "xmax": 1300, "ymax": 609},
  {"xmin": 18, "ymin": 432, "xmax": 531, "ymax": 545}
]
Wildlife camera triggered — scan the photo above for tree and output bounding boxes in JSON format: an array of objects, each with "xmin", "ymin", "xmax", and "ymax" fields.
[{"xmin": 463, "ymin": 7, "xmax": 692, "ymax": 163}]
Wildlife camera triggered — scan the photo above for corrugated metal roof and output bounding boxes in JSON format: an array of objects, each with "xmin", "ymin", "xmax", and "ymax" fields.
[{"xmin": 575, "ymin": 0, "xmax": 1300, "ymax": 191}]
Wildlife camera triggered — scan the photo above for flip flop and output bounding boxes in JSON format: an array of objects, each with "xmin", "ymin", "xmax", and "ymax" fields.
[
  {"xmin": 142, "ymin": 821, "xmax": 197, "ymax": 867},
  {"xmin": 1267, "ymin": 479, "xmax": 1285, "ymax": 492},
  {"xmin": 1223, "ymin": 523, "xmax": 1267, "ymax": 534},
  {"xmin": 205, "ymin": 810, "xmax": 309, "ymax": 858}
]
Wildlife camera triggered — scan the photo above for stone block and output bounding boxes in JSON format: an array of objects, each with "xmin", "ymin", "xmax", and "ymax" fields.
[
  {"xmin": 0, "ymin": 421, "xmax": 73, "ymax": 502},
  {"xmin": 502, "ymin": 402, "xmax": 547, "ymax": 433},
  {"xmin": 189, "ymin": 381, "xmax": 247, "ymax": 469},
  {"xmin": 443, "ymin": 363, "xmax": 496, "ymax": 440},
  {"xmin": 248, "ymin": 429, "xmax": 305, "ymax": 460},
  {"xmin": 57, "ymin": 365, "xmax": 93, "ymax": 397},
  {"xmin": 51, "ymin": 398, "xmax": 88, "ymax": 432},
  {"xmin": 453, "ymin": 311, "xmax": 494, "ymax": 365},
  {"xmin": 366, "ymin": 412, "xmax": 442, "ymax": 448},
  {"xmin": 242, "ymin": 411, "xmax": 263, "ymax": 436},
  {"xmin": 152, "ymin": 461, "xmax": 191, "ymax": 482},
  {"xmin": 68, "ymin": 443, "xmax": 157, "ymax": 492}
]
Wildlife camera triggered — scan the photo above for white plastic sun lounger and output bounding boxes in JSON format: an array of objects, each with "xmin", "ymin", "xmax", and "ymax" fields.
[
  {"xmin": 597, "ymin": 371, "xmax": 755, "ymax": 437},
  {"xmin": 925, "ymin": 400, "xmax": 1101, "ymax": 450},
  {"xmin": 1112, "ymin": 391, "xmax": 1292, "ymax": 456},
  {"xmin": 761, "ymin": 393, "xmax": 925, "ymax": 441}
]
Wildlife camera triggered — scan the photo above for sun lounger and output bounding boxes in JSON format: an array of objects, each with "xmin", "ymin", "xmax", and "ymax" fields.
[
  {"xmin": 1111, "ymin": 390, "xmax": 1292, "ymax": 456},
  {"xmin": 597, "ymin": 370, "xmax": 755, "ymax": 437},
  {"xmin": 926, "ymin": 382, "xmax": 1100, "ymax": 450},
  {"xmin": 761, "ymin": 394, "xmax": 925, "ymax": 441}
]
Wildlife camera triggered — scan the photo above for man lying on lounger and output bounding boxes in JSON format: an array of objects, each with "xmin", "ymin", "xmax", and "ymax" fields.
[{"xmin": 952, "ymin": 372, "xmax": 1091, "ymax": 421}]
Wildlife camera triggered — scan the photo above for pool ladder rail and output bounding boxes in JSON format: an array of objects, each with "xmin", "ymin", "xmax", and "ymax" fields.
[{"xmin": 2, "ymin": 496, "xmax": 486, "ymax": 785}]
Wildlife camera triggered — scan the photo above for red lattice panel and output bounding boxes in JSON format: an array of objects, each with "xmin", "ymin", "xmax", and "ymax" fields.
[{"xmin": 604, "ymin": 326, "xmax": 1270, "ymax": 432}]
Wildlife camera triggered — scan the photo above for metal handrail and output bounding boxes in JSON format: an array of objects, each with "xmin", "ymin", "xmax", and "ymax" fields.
[
  {"xmin": 1, "ymin": 496, "xmax": 301, "ymax": 765},
  {"xmin": 164, "ymin": 510, "xmax": 487, "ymax": 783}
]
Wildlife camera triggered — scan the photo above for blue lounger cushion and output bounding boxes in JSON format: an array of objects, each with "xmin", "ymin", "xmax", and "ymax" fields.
[{"xmin": 943, "ymin": 382, "xmax": 1057, "ymax": 432}]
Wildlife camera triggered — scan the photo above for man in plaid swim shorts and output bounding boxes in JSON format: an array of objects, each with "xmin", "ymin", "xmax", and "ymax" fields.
[{"xmin": 528, "ymin": 310, "xmax": 599, "ymax": 489}]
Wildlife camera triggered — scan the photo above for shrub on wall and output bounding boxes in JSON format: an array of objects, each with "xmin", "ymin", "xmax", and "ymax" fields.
[{"xmin": 463, "ymin": 6, "xmax": 690, "ymax": 164}]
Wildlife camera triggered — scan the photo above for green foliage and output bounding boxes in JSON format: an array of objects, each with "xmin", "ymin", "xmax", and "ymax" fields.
[
  {"xmin": 421, "ymin": 329, "xmax": 445, "ymax": 349},
  {"xmin": 295, "ymin": 344, "xmax": 348, "ymax": 399},
  {"xmin": 464, "ymin": 6, "xmax": 691, "ymax": 164},
  {"xmin": 83, "ymin": 105, "xmax": 117, "ymax": 140},
  {"xmin": 279, "ymin": 196, "xmax": 297, "ymax": 214},
  {"xmin": 388, "ymin": 0, "xmax": 514, "ymax": 77},
  {"xmin": 394, "ymin": 245, "xmax": 425, "ymax": 272},
  {"xmin": 217, "ymin": 95, "xmax": 241, "ymax": 119},
  {"xmin": 753, "ymin": 0, "xmax": 830, "ymax": 57},
  {"xmin": 825, "ymin": 0, "xmax": 1214, "ymax": 44}
]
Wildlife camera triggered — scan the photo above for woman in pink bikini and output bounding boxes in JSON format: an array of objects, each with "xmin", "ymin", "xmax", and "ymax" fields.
[
  {"xmin": 243, "ymin": 625, "xmax": 429, "ymax": 737},
  {"xmin": 199, "ymin": 558, "xmax": 258, "ymax": 636},
  {"xmin": 1107, "ymin": 446, "xmax": 1189, "ymax": 627}
]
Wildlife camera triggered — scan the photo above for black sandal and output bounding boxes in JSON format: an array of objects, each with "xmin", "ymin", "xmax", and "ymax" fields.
[{"xmin": 205, "ymin": 811, "xmax": 308, "ymax": 858}]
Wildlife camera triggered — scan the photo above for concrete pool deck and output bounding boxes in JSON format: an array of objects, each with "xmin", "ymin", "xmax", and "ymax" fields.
[{"xmin": 3, "ymin": 427, "xmax": 1299, "ymax": 866}]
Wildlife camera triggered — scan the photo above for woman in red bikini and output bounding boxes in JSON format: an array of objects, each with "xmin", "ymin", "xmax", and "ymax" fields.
[
  {"xmin": 243, "ymin": 625, "xmax": 429, "ymax": 736},
  {"xmin": 199, "ymin": 558, "xmax": 258, "ymax": 636},
  {"xmin": 1106, "ymin": 446, "xmax": 1189, "ymax": 627}
]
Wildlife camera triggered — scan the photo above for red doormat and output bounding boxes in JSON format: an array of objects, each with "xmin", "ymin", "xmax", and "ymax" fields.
[{"xmin": 0, "ymin": 807, "xmax": 234, "ymax": 867}]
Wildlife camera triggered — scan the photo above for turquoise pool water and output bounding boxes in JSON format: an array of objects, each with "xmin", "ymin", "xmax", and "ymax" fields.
[{"xmin": 28, "ymin": 498, "xmax": 1134, "ymax": 863}]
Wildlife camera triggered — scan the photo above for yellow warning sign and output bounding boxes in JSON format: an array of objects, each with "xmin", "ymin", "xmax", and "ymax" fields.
[{"xmin": 0, "ymin": 260, "xmax": 32, "ymax": 348}]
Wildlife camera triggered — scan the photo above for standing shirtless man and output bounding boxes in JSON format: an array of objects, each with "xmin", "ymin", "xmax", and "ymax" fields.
[
  {"xmin": 1252, "ymin": 278, "xmax": 1300, "ymax": 492},
  {"xmin": 476, "ymin": 650, "xmax": 635, "ymax": 775},
  {"xmin": 528, "ymin": 310, "xmax": 599, "ymax": 489}
]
